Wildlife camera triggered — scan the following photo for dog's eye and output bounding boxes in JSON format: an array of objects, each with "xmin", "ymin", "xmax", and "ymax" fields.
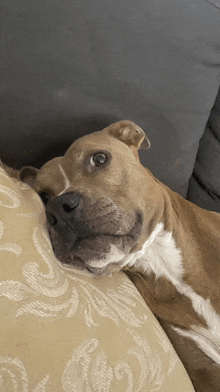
[
  {"xmin": 90, "ymin": 153, "xmax": 108, "ymax": 166},
  {"xmin": 39, "ymin": 191, "xmax": 50, "ymax": 205}
]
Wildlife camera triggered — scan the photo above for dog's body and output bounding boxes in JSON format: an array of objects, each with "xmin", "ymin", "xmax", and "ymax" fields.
[{"xmin": 3, "ymin": 121, "xmax": 220, "ymax": 391}]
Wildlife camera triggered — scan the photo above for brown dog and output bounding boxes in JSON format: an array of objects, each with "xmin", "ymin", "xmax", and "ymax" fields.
[{"xmin": 4, "ymin": 121, "xmax": 220, "ymax": 391}]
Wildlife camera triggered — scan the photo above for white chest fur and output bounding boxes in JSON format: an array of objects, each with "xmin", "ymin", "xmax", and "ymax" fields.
[{"xmin": 127, "ymin": 223, "xmax": 220, "ymax": 365}]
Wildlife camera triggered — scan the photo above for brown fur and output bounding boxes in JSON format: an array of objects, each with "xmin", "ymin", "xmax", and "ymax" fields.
[
  {"xmin": 125, "ymin": 170, "xmax": 220, "ymax": 391},
  {"xmin": 125, "ymin": 270, "xmax": 207, "ymax": 329},
  {"xmin": 148, "ymin": 175, "xmax": 220, "ymax": 313},
  {"xmin": 126, "ymin": 270, "xmax": 220, "ymax": 391},
  {"xmin": 163, "ymin": 184, "xmax": 220, "ymax": 312},
  {"xmin": 160, "ymin": 322, "xmax": 220, "ymax": 392}
]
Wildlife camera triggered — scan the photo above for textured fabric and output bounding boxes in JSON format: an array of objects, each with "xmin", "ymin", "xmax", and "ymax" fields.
[
  {"xmin": 0, "ymin": 168, "xmax": 195, "ymax": 391},
  {"xmin": 1, "ymin": 0, "xmax": 220, "ymax": 197}
]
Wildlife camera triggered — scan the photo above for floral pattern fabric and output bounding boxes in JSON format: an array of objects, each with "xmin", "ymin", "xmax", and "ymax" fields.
[{"xmin": 0, "ymin": 167, "xmax": 195, "ymax": 391}]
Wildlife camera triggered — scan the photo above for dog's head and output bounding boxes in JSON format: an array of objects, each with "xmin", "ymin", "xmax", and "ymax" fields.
[{"xmin": 21, "ymin": 121, "xmax": 152, "ymax": 274}]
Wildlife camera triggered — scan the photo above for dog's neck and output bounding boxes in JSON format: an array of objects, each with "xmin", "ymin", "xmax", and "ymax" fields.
[
  {"xmin": 125, "ymin": 174, "xmax": 220, "ymax": 367},
  {"xmin": 128, "ymin": 175, "xmax": 220, "ymax": 310}
]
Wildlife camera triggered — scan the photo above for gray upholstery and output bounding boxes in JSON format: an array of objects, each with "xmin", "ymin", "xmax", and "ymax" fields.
[
  {"xmin": 1, "ymin": 0, "xmax": 220, "ymax": 206},
  {"xmin": 187, "ymin": 87, "xmax": 220, "ymax": 212}
]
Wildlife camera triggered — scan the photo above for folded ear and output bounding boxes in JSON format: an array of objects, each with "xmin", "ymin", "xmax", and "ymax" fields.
[
  {"xmin": 108, "ymin": 120, "xmax": 150, "ymax": 150},
  {"xmin": 19, "ymin": 166, "xmax": 39, "ymax": 187}
]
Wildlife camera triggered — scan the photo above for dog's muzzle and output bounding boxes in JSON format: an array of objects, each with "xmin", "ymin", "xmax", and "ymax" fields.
[{"xmin": 45, "ymin": 192, "xmax": 143, "ymax": 272}]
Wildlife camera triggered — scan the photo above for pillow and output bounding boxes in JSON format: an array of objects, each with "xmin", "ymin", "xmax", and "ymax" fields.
[{"xmin": 0, "ymin": 167, "xmax": 195, "ymax": 391}]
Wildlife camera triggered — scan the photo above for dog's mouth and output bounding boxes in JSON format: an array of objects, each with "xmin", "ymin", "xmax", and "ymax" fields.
[{"xmin": 48, "ymin": 212, "xmax": 143, "ymax": 274}]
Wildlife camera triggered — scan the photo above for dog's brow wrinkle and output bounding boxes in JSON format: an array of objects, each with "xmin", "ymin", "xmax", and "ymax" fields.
[
  {"xmin": 58, "ymin": 163, "xmax": 71, "ymax": 195},
  {"xmin": 76, "ymin": 152, "xmax": 84, "ymax": 160}
]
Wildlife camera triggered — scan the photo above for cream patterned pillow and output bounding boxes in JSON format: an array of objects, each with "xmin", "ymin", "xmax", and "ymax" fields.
[{"xmin": 0, "ymin": 167, "xmax": 195, "ymax": 391}]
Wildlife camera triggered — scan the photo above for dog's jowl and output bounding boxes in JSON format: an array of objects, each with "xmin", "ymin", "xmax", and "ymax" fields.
[{"xmin": 16, "ymin": 120, "xmax": 220, "ymax": 392}]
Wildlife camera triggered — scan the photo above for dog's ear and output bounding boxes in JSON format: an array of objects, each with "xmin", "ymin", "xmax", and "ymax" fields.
[
  {"xmin": 19, "ymin": 166, "xmax": 39, "ymax": 187},
  {"xmin": 108, "ymin": 120, "xmax": 150, "ymax": 150}
]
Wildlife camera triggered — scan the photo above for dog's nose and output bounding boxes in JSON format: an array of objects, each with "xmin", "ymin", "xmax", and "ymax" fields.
[{"xmin": 46, "ymin": 192, "xmax": 81, "ymax": 227}]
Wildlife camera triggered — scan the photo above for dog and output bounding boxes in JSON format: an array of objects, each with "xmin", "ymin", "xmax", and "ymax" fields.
[{"xmin": 3, "ymin": 120, "xmax": 220, "ymax": 391}]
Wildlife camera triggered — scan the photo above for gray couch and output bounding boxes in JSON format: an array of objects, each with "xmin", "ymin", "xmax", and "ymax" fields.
[{"xmin": 1, "ymin": 0, "xmax": 220, "ymax": 211}]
